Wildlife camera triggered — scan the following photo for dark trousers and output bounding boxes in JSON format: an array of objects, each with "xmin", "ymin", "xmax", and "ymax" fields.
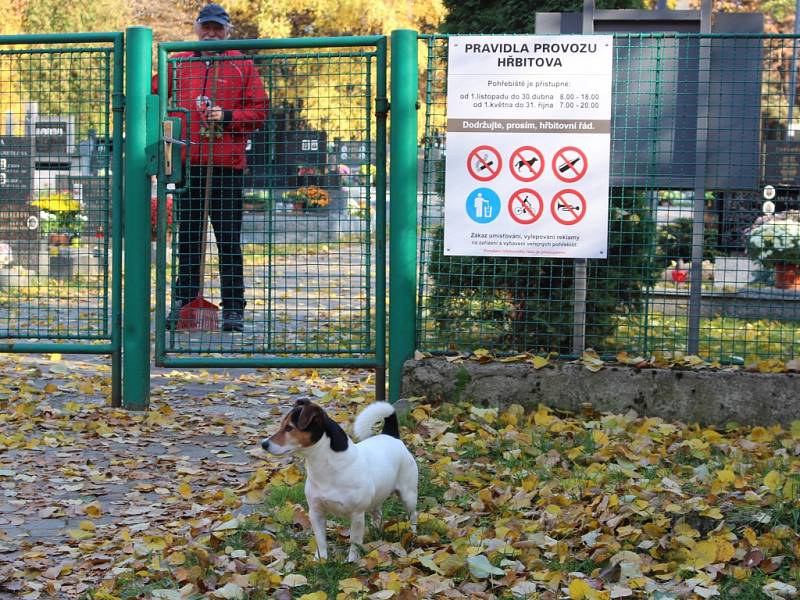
[{"xmin": 175, "ymin": 166, "xmax": 245, "ymax": 310}]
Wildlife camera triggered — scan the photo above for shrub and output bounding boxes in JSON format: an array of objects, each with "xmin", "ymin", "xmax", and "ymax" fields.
[
  {"xmin": 656, "ymin": 217, "xmax": 720, "ymax": 264},
  {"xmin": 426, "ymin": 188, "xmax": 659, "ymax": 353}
]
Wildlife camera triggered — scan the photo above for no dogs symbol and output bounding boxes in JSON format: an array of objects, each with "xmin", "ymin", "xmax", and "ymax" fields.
[{"xmin": 509, "ymin": 146, "xmax": 544, "ymax": 182}]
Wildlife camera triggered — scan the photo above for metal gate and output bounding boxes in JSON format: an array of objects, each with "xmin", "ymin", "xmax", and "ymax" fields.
[
  {"xmin": 151, "ymin": 36, "xmax": 389, "ymax": 394},
  {"xmin": 0, "ymin": 33, "xmax": 124, "ymax": 404}
]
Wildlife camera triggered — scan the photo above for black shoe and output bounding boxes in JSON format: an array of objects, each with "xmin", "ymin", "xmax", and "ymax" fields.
[{"xmin": 222, "ymin": 309, "xmax": 244, "ymax": 332}]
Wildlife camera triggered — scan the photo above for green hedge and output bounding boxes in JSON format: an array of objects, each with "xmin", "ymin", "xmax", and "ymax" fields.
[{"xmin": 426, "ymin": 188, "xmax": 659, "ymax": 354}]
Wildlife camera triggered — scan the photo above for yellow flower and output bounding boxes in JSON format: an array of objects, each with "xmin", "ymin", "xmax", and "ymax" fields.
[{"xmin": 32, "ymin": 193, "xmax": 81, "ymax": 214}]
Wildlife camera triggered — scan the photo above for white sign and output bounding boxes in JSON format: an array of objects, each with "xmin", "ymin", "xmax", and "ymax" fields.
[{"xmin": 444, "ymin": 35, "xmax": 614, "ymax": 258}]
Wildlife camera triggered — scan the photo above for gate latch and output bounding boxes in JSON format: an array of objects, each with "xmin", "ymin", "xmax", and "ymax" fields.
[{"xmin": 162, "ymin": 118, "xmax": 186, "ymax": 185}]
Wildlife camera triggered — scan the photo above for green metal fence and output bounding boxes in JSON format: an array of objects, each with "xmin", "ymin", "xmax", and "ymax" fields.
[
  {"xmin": 418, "ymin": 33, "xmax": 800, "ymax": 363},
  {"xmin": 0, "ymin": 33, "xmax": 123, "ymax": 401},
  {"xmin": 153, "ymin": 37, "xmax": 387, "ymax": 381}
]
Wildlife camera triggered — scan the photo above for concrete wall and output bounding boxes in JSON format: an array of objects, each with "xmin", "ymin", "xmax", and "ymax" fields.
[{"xmin": 401, "ymin": 358, "xmax": 800, "ymax": 426}]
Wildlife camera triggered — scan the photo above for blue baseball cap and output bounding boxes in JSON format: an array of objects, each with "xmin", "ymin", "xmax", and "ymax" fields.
[{"xmin": 196, "ymin": 3, "xmax": 231, "ymax": 26}]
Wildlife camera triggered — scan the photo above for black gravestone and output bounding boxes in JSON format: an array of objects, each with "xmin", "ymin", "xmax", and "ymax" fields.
[{"xmin": 0, "ymin": 136, "xmax": 42, "ymax": 271}]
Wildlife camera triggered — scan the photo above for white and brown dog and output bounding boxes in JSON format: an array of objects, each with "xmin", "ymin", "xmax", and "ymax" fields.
[{"xmin": 261, "ymin": 399, "xmax": 418, "ymax": 561}]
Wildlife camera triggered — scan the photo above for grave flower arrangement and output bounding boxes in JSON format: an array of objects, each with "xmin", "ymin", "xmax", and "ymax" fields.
[
  {"xmin": 33, "ymin": 192, "xmax": 87, "ymax": 236},
  {"xmin": 283, "ymin": 186, "xmax": 330, "ymax": 211},
  {"xmin": 745, "ymin": 210, "xmax": 800, "ymax": 268}
]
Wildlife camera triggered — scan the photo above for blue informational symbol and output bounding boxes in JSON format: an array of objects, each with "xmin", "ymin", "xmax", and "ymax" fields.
[{"xmin": 466, "ymin": 188, "xmax": 501, "ymax": 224}]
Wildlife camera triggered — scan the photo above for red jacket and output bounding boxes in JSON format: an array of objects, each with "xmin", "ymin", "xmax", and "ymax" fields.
[{"xmin": 154, "ymin": 51, "xmax": 268, "ymax": 170}]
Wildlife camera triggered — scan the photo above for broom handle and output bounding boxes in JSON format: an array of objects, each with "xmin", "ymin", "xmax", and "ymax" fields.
[{"xmin": 197, "ymin": 60, "xmax": 219, "ymax": 299}]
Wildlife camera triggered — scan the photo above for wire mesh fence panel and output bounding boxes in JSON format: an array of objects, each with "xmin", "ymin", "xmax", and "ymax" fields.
[
  {"xmin": 160, "ymin": 44, "xmax": 382, "ymax": 357},
  {"xmin": 0, "ymin": 37, "xmax": 120, "ymax": 345},
  {"xmin": 418, "ymin": 33, "xmax": 800, "ymax": 363}
]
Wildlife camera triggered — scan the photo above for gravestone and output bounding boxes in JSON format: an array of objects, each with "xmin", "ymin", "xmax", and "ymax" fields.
[{"xmin": 0, "ymin": 136, "xmax": 43, "ymax": 271}]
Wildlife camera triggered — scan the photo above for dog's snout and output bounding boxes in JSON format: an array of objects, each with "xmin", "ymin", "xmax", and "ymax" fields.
[{"xmin": 261, "ymin": 439, "xmax": 270, "ymax": 451}]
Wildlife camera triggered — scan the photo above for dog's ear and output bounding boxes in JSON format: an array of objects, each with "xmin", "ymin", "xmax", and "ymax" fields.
[
  {"xmin": 296, "ymin": 402, "xmax": 322, "ymax": 431},
  {"xmin": 322, "ymin": 414, "xmax": 349, "ymax": 452}
]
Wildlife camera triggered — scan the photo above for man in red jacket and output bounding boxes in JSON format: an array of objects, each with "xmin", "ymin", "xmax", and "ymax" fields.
[{"xmin": 160, "ymin": 3, "xmax": 268, "ymax": 332}]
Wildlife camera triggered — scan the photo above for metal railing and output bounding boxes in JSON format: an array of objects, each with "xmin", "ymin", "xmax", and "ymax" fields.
[
  {"xmin": 152, "ymin": 36, "xmax": 388, "ymax": 380},
  {"xmin": 0, "ymin": 32, "xmax": 123, "ymax": 403},
  {"xmin": 417, "ymin": 33, "xmax": 800, "ymax": 363}
]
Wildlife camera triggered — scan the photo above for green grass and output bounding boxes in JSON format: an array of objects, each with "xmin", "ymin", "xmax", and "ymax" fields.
[
  {"xmin": 612, "ymin": 313, "xmax": 800, "ymax": 362},
  {"xmin": 419, "ymin": 305, "xmax": 800, "ymax": 363},
  {"xmin": 296, "ymin": 559, "xmax": 360, "ymax": 598},
  {"xmin": 727, "ymin": 501, "xmax": 800, "ymax": 534},
  {"xmin": 718, "ymin": 563, "xmax": 800, "ymax": 599},
  {"xmin": 263, "ymin": 482, "xmax": 307, "ymax": 509}
]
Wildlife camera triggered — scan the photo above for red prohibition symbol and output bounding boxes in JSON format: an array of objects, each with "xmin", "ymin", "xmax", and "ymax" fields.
[
  {"xmin": 467, "ymin": 145, "xmax": 502, "ymax": 181},
  {"xmin": 550, "ymin": 189, "xmax": 586, "ymax": 225},
  {"xmin": 509, "ymin": 146, "xmax": 545, "ymax": 182},
  {"xmin": 552, "ymin": 146, "xmax": 588, "ymax": 183},
  {"xmin": 508, "ymin": 189, "xmax": 544, "ymax": 224}
]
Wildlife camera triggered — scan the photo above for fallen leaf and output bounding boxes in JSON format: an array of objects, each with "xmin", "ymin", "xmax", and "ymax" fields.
[{"xmin": 467, "ymin": 554, "xmax": 504, "ymax": 579}]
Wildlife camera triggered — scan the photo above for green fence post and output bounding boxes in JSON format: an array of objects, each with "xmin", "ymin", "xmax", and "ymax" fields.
[
  {"xmin": 111, "ymin": 33, "xmax": 125, "ymax": 407},
  {"xmin": 123, "ymin": 27, "xmax": 153, "ymax": 411},
  {"xmin": 388, "ymin": 30, "xmax": 418, "ymax": 402}
]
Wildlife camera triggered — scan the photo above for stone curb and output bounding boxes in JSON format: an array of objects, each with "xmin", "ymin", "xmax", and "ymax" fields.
[{"xmin": 401, "ymin": 358, "xmax": 800, "ymax": 427}]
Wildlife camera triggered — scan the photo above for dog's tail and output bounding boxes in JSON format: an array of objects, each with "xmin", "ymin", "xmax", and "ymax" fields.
[{"xmin": 353, "ymin": 401, "xmax": 400, "ymax": 441}]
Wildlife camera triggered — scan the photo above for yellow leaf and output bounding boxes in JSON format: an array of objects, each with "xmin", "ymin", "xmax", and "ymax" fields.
[
  {"xmin": 764, "ymin": 470, "xmax": 783, "ymax": 493},
  {"xmin": 689, "ymin": 540, "xmax": 718, "ymax": 569},
  {"xmin": 44, "ymin": 383, "xmax": 58, "ymax": 393},
  {"xmin": 566, "ymin": 447, "xmax": 584, "ymax": 460},
  {"xmin": 783, "ymin": 478, "xmax": 798, "ymax": 500},
  {"xmin": 569, "ymin": 578, "xmax": 592, "ymax": 599},
  {"xmin": 339, "ymin": 578, "xmax": 367, "ymax": 593},
  {"xmin": 716, "ymin": 469, "xmax": 735, "ymax": 484},
  {"xmin": 534, "ymin": 405, "xmax": 554, "ymax": 426},
  {"xmin": 592, "ymin": 429, "xmax": 609, "ymax": 446},
  {"xmin": 298, "ymin": 593, "xmax": 327, "ymax": 600},
  {"xmin": 699, "ymin": 507, "xmax": 723, "ymax": 520},
  {"xmin": 84, "ymin": 502, "xmax": 102, "ymax": 518},
  {"xmin": 167, "ymin": 552, "xmax": 186, "ymax": 566},
  {"xmin": 715, "ymin": 540, "xmax": 736, "ymax": 563},
  {"xmin": 49, "ymin": 353, "xmax": 62, "ymax": 361},
  {"xmin": 92, "ymin": 593, "xmax": 122, "ymax": 600},
  {"xmin": 581, "ymin": 354, "xmax": 605, "ymax": 372},
  {"xmin": 742, "ymin": 527, "xmax": 758, "ymax": 546},
  {"xmin": 732, "ymin": 566, "xmax": 749, "ymax": 580},
  {"xmin": 529, "ymin": 355, "xmax": 550, "ymax": 369},
  {"xmin": 281, "ymin": 574, "xmax": 309, "ymax": 587},
  {"xmin": 79, "ymin": 520, "xmax": 95, "ymax": 531},
  {"xmin": 750, "ymin": 426, "xmax": 774, "ymax": 443},
  {"xmin": 177, "ymin": 482, "xmax": 192, "ymax": 499},
  {"xmin": 67, "ymin": 529, "xmax": 94, "ymax": 540},
  {"xmin": 499, "ymin": 353, "xmax": 528, "ymax": 362},
  {"xmin": 144, "ymin": 536, "xmax": 167, "ymax": 551},
  {"xmin": 410, "ymin": 407, "xmax": 429, "ymax": 422}
]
